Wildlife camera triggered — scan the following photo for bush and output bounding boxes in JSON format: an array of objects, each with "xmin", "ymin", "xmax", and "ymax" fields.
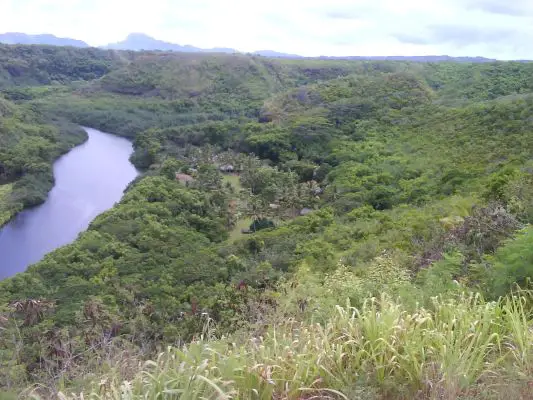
[
  {"xmin": 485, "ymin": 227, "xmax": 533, "ymax": 298},
  {"xmin": 249, "ymin": 218, "xmax": 275, "ymax": 232}
]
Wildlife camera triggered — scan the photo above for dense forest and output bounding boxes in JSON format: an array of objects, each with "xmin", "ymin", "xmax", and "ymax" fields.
[
  {"xmin": 0, "ymin": 96, "xmax": 85, "ymax": 225},
  {"xmin": 1, "ymin": 44, "xmax": 533, "ymax": 399}
]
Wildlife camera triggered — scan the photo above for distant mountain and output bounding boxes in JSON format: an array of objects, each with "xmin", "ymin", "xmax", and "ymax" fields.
[
  {"xmin": 105, "ymin": 33, "xmax": 196, "ymax": 51},
  {"xmin": 104, "ymin": 33, "xmax": 237, "ymax": 53},
  {"xmin": 208, "ymin": 47, "xmax": 239, "ymax": 54},
  {"xmin": 319, "ymin": 55, "xmax": 497, "ymax": 63},
  {"xmin": 1, "ymin": 32, "xmax": 523, "ymax": 63},
  {"xmin": 0, "ymin": 32, "xmax": 88, "ymax": 47},
  {"xmin": 253, "ymin": 50, "xmax": 303, "ymax": 58}
]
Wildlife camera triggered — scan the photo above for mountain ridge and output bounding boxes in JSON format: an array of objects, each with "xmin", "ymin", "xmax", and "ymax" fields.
[
  {"xmin": 0, "ymin": 32, "xmax": 89, "ymax": 47},
  {"xmin": 104, "ymin": 32, "xmax": 238, "ymax": 53},
  {"xmin": 0, "ymin": 31, "xmax": 525, "ymax": 62}
]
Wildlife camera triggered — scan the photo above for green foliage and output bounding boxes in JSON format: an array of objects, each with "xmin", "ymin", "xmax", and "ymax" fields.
[
  {"xmin": 485, "ymin": 167, "xmax": 533, "ymax": 223},
  {"xmin": 416, "ymin": 252, "xmax": 464, "ymax": 297},
  {"xmin": 0, "ymin": 98, "xmax": 86, "ymax": 224},
  {"xmin": 249, "ymin": 218, "xmax": 275, "ymax": 232},
  {"xmin": 484, "ymin": 227, "xmax": 533, "ymax": 298},
  {"xmin": 2, "ymin": 46, "xmax": 533, "ymax": 397},
  {"xmin": 422, "ymin": 61, "xmax": 533, "ymax": 103},
  {"xmin": 0, "ymin": 44, "xmax": 127, "ymax": 88},
  {"xmin": 59, "ymin": 292, "xmax": 533, "ymax": 400},
  {"xmin": 0, "ymin": 183, "xmax": 18, "ymax": 225}
]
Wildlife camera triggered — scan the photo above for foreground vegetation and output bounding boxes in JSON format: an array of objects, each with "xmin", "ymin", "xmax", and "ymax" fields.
[
  {"xmin": 1, "ymin": 44, "xmax": 533, "ymax": 399},
  {"xmin": 62, "ymin": 291, "xmax": 533, "ymax": 399}
]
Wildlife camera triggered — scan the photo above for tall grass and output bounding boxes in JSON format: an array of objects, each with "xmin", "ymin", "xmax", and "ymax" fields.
[{"xmin": 53, "ymin": 292, "xmax": 533, "ymax": 400}]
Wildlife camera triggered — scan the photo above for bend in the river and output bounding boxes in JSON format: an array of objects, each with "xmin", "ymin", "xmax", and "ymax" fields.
[{"xmin": 0, "ymin": 127, "xmax": 138, "ymax": 279}]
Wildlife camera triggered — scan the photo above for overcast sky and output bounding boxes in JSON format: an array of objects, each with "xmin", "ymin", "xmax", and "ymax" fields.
[{"xmin": 1, "ymin": 0, "xmax": 532, "ymax": 59}]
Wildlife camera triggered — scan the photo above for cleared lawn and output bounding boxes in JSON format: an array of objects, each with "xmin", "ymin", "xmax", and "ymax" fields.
[
  {"xmin": 229, "ymin": 217, "xmax": 253, "ymax": 241},
  {"xmin": 223, "ymin": 174, "xmax": 250, "ymax": 241},
  {"xmin": 222, "ymin": 174, "xmax": 242, "ymax": 191}
]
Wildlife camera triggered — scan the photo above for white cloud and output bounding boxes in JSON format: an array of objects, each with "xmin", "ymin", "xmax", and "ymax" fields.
[{"xmin": 1, "ymin": 0, "xmax": 532, "ymax": 58}]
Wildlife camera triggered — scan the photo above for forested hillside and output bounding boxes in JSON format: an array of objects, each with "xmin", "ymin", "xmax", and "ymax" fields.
[
  {"xmin": 1, "ymin": 44, "xmax": 533, "ymax": 399},
  {"xmin": 0, "ymin": 45, "xmax": 127, "ymax": 88},
  {"xmin": 0, "ymin": 96, "xmax": 85, "ymax": 225}
]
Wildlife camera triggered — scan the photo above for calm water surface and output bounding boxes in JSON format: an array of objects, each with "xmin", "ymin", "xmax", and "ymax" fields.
[{"xmin": 0, "ymin": 128, "xmax": 138, "ymax": 279}]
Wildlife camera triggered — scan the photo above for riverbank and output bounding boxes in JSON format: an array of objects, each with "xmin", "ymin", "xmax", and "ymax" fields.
[
  {"xmin": 0, "ymin": 124, "xmax": 87, "ymax": 229},
  {"xmin": 0, "ymin": 183, "xmax": 18, "ymax": 226},
  {"xmin": 0, "ymin": 127, "xmax": 138, "ymax": 279}
]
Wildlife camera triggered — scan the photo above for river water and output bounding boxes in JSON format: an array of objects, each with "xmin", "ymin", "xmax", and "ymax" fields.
[{"xmin": 0, "ymin": 127, "xmax": 138, "ymax": 279}]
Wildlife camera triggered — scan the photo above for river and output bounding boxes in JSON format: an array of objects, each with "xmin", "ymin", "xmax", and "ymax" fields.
[{"xmin": 0, "ymin": 127, "xmax": 138, "ymax": 279}]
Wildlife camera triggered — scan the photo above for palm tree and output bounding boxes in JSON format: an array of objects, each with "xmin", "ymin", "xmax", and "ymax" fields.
[{"xmin": 239, "ymin": 191, "xmax": 270, "ymax": 231}]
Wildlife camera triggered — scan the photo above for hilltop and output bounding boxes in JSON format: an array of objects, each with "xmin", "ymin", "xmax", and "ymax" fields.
[{"xmin": 0, "ymin": 45, "xmax": 533, "ymax": 399}]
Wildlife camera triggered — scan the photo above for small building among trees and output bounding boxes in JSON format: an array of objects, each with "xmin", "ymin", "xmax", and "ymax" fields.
[
  {"xmin": 175, "ymin": 173, "xmax": 195, "ymax": 184},
  {"xmin": 299, "ymin": 207, "xmax": 313, "ymax": 216},
  {"xmin": 219, "ymin": 164, "xmax": 235, "ymax": 173}
]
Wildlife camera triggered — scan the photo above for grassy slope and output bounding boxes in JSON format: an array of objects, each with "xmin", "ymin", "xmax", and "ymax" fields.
[{"xmin": 74, "ymin": 291, "xmax": 533, "ymax": 400}]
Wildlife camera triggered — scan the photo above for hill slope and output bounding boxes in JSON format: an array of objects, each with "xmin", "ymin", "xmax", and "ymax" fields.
[{"xmin": 0, "ymin": 44, "xmax": 128, "ymax": 88}]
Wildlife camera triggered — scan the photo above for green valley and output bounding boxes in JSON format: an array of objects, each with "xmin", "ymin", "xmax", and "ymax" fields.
[{"xmin": 1, "ymin": 44, "xmax": 533, "ymax": 399}]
